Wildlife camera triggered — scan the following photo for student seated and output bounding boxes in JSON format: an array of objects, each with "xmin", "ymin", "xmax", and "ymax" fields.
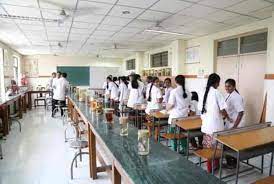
[
  {"xmin": 189, "ymin": 91, "xmax": 203, "ymax": 149},
  {"xmin": 6, "ymin": 80, "xmax": 20, "ymax": 96},
  {"xmin": 224, "ymin": 79, "xmax": 244, "ymax": 169}
]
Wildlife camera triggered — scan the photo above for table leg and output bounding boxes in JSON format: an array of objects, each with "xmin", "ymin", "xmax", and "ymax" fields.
[
  {"xmin": 18, "ymin": 96, "xmax": 23, "ymax": 119},
  {"xmin": 269, "ymin": 152, "xmax": 273, "ymax": 176},
  {"xmin": 1, "ymin": 106, "xmax": 9, "ymax": 136},
  {"xmin": 235, "ymin": 151, "xmax": 240, "ymax": 184},
  {"xmin": 212, "ymin": 142, "xmax": 218, "ymax": 175},
  {"xmin": 88, "ymin": 124, "xmax": 97, "ymax": 179},
  {"xmin": 219, "ymin": 144, "xmax": 224, "ymax": 180},
  {"xmin": 28, "ymin": 92, "xmax": 32, "ymax": 110},
  {"xmin": 23, "ymin": 95, "xmax": 27, "ymax": 113},
  {"xmin": 157, "ymin": 119, "xmax": 160, "ymax": 143},
  {"xmin": 112, "ymin": 162, "xmax": 121, "ymax": 184},
  {"xmin": 261, "ymin": 155, "xmax": 264, "ymax": 174},
  {"xmin": 186, "ymin": 130, "xmax": 190, "ymax": 159}
]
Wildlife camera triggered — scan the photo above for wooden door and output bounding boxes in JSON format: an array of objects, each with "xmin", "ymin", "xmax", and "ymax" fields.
[
  {"xmin": 216, "ymin": 56, "xmax": 239, "ymax": 93},
  {"xmin": 238, "ymin": 53, "xmax": 266, "ymax": 125}
]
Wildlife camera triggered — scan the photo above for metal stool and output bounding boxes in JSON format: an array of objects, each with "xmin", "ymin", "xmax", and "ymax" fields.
[
  {"xmin": 52, "ymin": 102, "xmax": 62, "ymax": 118},
  {"xmin": 62, "ymin": 107, "xmax": 69, "ymax": 125},
  {"xmin": 9, "ymin": 113, "xmax": 21, "ymax": 132},
  {"xmin": 70, "ymin": 139, "xmax": 89, "ymax": 179}
]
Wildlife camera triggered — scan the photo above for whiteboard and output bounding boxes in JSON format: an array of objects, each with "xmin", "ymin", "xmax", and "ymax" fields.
[{"xmin": 89, "ymin": 67, "xmax": 120, "ymax": 88}]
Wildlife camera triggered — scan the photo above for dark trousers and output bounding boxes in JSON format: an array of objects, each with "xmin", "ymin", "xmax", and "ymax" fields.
[{"xmin": 52, "ymin": 99, "xmax": 66, "ymax": 116}]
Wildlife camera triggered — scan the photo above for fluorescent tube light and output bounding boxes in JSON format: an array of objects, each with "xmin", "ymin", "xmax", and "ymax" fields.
[{"xmin": 144, "ymin": 29, "xmax": 186, "ymax": 36}]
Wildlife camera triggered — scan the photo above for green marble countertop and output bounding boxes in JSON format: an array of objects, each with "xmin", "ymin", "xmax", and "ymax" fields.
[{"xmin": 69, "ymin": 95, "xmax": 224, "ymax": 184}]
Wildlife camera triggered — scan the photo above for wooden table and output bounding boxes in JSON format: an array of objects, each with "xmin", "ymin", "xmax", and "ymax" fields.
[
  {"xmin": 68, "ymin": 95, "xmax": 222, "ymax": 184},
  {"xmin": 27, "ymin": 90, "xmax": 52, "ymax": 110},
  {"xmin": 150, "ymin": 111, "xmax": 169, "ymax": 142},
  {"xmin": 215, "ymin": 124, "xmax": 274, "ymax": 184},
  {"xmin": 175, "ymin": 116, "xmax": 202, "ymax": 158},
  {"xmin": 0, "ymin": 93, "xmax": 25, "ymax": 136}
]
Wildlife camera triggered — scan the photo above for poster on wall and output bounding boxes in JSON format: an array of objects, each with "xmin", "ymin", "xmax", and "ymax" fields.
[
  {"xmin": 24, "ymin": 58, "xmax": 39, "ymax": 77},
  {"xmin": 186, "ymin": 46, "xmax": 200, "ymax": 64}
]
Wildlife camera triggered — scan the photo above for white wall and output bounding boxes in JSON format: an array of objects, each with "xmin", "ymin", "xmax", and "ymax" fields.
[{"xmin": 22, "ymin": 55, "xmax": 123, "ymax": 88}]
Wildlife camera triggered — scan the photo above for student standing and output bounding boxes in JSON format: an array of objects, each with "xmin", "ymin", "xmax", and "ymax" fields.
[
  {"xmin": 224, "ymin": 79, "xmax": 244, "ymax": 168},
  {"xmin": 52, "ymin": 71, "xmax": 61, "ymax": 94},
  {"xmin": 127, "ymin": 74, "xmax": 144, "ymax": 108},
  {"xmin": 166, "ymin": 75, "xmax": 190, "ymax": 152},
  {"xmin": 47, "ymin": 72, "xmax": 56, "ymax": 90},
  {"xmin": 118, "ymin": 76, "xmax": 129, "ymax": 111},
  {"xmin": 145, "ymin": 76, "xmax": 153, "ymax": 100},
  {"xmin": 52, "ymin": 72, "xmax": 69, "ymax": 117},
  {"xmin": 108, "ymin": 77, "xmax": 119, "ymax": 102},
  {"xmin": 163, "ymin": 78, "xmax": 173, "ymax": 104},
  {"xmin": 145, "ymin": 77, "xmax": 163, "ymax": 114},
  {"xmin": 200, "ymin": 73, "xmax": 230, "ymax": 172}
]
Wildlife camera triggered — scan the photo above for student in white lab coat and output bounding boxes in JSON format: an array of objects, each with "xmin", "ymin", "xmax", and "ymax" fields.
[
  {"xmin": 127, "ymin": 74, "xmax": 145, "ymax": 108},
  {"xmin": 103, "ymin": 75, "xmax": 112, "ymax": 96},
  {"xmin": 163, "ymin": 78, "xmax": 173, "ymax": 104},
  {"xmin": 200, "ymin": 73, "xmax": 231, "ymax": 173},
  {"xmin": 166, "ymin": 75, "xmax": 190, "ymax": 152},
  {"xmin": 145, "ymin": 77, "xmax": 163, "ymax": 114},
  {"xmin": 224, "ymin": 79, "xmax": 244, "ymax": 168},
  {"xmin": 118, "ymin": 76, "xmax": 129, "ymax": 111},
  {"xmin": 108, "ymin": 77, "xmax": 119, "ymax": 102}
]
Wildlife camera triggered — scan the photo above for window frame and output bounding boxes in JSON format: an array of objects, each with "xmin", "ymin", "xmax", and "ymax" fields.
[
  {"xmin": 150, "ymin": 51, "xmax": 168, "ymax": 68},
  {"xmin": 126, "ymin": 59, "xmax": 136, "ymax": 70}
]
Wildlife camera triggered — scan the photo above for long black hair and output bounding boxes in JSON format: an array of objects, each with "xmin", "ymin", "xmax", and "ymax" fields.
[
  {"xmin": 113, "ymin": 76, "xmax": 119, "ymax": 87},
  {"xmin": 147, "ymin": 77, "xmax": 159, "ymax": 102},
  {"xmin": 191, "ymin": 91, "xmax": 199, "ymax": 101},
  {"xmin": 131, "ymin": 74, "xmax": 139, "ymax": 89},
  {"xmin": 201, "ymin": 73, "xmax": 221, "ymax": 114},
  {"xmin": 225, "ymin": 78, "xmax": 239, "ymax": 94},
  {"xmin": 175, "ymin": 75, "xmax": 187, "ymax": 99},
  {"xmin": 106, "ymin": 76, "xmax": 112, "ymax": 89},
  {"xmin": 120, "ymin": 76, "xmax": 128, "ymax": 87}
]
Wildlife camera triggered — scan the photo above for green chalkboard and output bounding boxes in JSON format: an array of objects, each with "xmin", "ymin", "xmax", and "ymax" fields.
[{"xmin": 57, "ymin": 66, "xmax": 90, "ymax": 86}]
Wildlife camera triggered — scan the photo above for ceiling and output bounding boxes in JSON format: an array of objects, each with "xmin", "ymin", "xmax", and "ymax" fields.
[{"xmin": 0, "ymin": 0, "xmax": 273, "ymax": 58}]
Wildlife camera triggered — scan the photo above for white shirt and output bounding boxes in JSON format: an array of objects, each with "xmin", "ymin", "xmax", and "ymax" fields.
[
  {"xmin": 127, "ymin": 81, "xmax": 145, "ymax": 108},
  {"xmin": 52, "ymin": 78, "xmax": 59, "ymax": 94},
  {"xmin": 109, "ymin": 81, "xmax": 119, "ymax": 101},
  {"xmin": 190, "ymin": 100, "xmax": 200, "ymax": 115},
  {"xmin": 167, "ymin": 86, "xmax": 190, "ymax": 124},
  {"xmin": 145, "ymin": 85, "xmax": 162, "ymax": 114},
  {"xmin": 48, "ymin": 77, "xmax": 55, "ymax": 89},
  {"xmin": 200, "ymin": 87, "xmax": 227, "ymax": 135},
  {"xmin": 103, "ymin": 81, "xmax": 110, "ymax": 95},
  {"xmin": 225, "ymin": 90, "xmax": 245, "ymax": 129},
  {"xmin": 53, "ymin": 77, "xmax": 69, "ymax": 101},
  {"xmin": 119, "ymin": 82, "xmax": 129, "ymax": 104},
  {"xmin": 163, "ymin": 87, "xmax": 173, "ymax": 104}
]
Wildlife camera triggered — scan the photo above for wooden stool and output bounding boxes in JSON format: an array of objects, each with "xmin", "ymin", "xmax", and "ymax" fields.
[
  {"xmin": 252, "ymin": 176, "xmax": 274, "ymax": 184},
  {"xmin": 194, "ymin": 148, "xmax": 222, "ymax": 167}
]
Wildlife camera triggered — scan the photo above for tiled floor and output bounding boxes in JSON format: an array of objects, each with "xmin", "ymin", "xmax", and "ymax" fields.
[{"xmin": 0, "ymin": 108, "xmax": 273, "ymax": 184}]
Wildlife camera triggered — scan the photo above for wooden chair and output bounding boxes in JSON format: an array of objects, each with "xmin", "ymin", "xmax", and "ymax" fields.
[{"xmin": 194, "ymin": 148, "xmax": 222, "ymax": 167}]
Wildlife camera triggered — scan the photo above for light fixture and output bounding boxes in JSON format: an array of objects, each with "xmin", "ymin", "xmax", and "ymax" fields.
[
  {"xmin": 144, "ymin": 29, "xmax": 186, "ymax": 36},
  {"xmin": 122, "ymin": 10, "xmax": 130, "ymax": 15}
]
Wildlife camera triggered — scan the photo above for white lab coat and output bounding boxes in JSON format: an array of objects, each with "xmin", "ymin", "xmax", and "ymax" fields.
[
  {"xmin": 190, "ymin": 100, "xmax": 200, "ymax": 115},
  {"xmin": 53, "ymin": 77, "xmax": 69, "ymax": 101},
  {"xmin": 225, "ymin": 90, "xmax": 245, "ymax": 129},
  {"xmin": 127, "ymin": 81, "xmax": 145, "ymax": 108},
  {"xmin": 167, "ymin": 86, "xmax": 190, "ymax": 125},
  {"xmin": 145, "ymin": 85, "xmax": 162, "ymax": 114},
  {"xmin": 119, "ymin": 82, "xmax": 129, "ymax": 103},
  {"xmin": 200, "ymin": 87, "xmax": 227, "ymax": 135},
  {"xmin": 163, "ymin": 87, "xmax": 173, "ymax": 104},
  {"xmin": 103, "ymin": 81, "xmax": 110, "ymax": 95},
  {"xmin": 109, "ymin": 81, "xmax": 119, "ymax": 101}
]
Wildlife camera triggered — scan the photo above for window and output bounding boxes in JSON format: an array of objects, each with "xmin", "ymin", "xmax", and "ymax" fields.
[
  {"xmin": 240, "ymin": 32, "xmax": 267, "ymax": 54},
  {"xmin": 0, "ymin": 48, "xmax": 4, "ymax": 97},
  {"xmin": 151, "ymin": 51, "xmax": 168, "ymax": 67},
  {"xmin": 217, "ymin": 38, "xmax": 238, "ymax": 56},
  {"xmin": 126, "ymin": 59, "xmax": 135, "ymax": 70},
  {"xmin": 13, "ymin": 56, "xmax": 19, "ymax": 83}
]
